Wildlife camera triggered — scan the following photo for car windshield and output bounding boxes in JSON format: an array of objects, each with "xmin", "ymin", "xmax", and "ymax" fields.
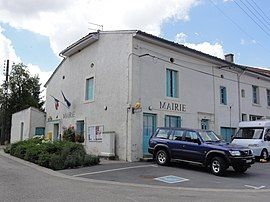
[
  {"xmin": 199, "ymin": 131, "xmax": 224, "ymax": 142},
  {"xmin": 234, "ymin": 128, "xmax": 263, "ymax": 139}
]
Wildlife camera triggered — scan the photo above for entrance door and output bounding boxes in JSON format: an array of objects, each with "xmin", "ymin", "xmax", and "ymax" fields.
[
  {"xmin": 53, "ymin": 123, "xmax": 60, "ymax": 141},
  {"xmin": 220, "ymin": 127, "xmax": 236, "ymax": 143},
  {"xmin": 143, "ymin": 113, "xmax": 157, "ymax": 155}
]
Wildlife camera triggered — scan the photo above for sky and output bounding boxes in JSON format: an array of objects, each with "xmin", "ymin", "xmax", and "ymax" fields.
[{"xmin": 0, "ymin": 0, "xmax": 270, "ymax": 89}]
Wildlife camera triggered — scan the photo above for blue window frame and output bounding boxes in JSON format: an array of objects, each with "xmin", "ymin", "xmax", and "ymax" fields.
[
  {"xmin": 165, "ymin": 115, "xmax": 181, "ymax": 128},
  {"xmin": 86, "ymin": 77, "xmax": 94, "ymax": 101},
  {"xmin": 252, "ymin": 85, "xmax": 259, "ymax": 104},
  {"xmin": 201, "ymin": 119, "xmax": 209, "ymax": 130},
  {"xmin": 267, "ymin": 89, "xmax": 270, "ymax": 106},
  {"xmin": 220, "ymin": 86, "xmax": 227, "ymax": 105},
  {"xmin": 76, "ymin": 120, "xmax": 84, "ymax": 136},
  {"xmin": 166, "ymin": 69, "xmax": 177, "ymax": 98},
  {"xmin": 35, "ymin": 127, "xmax": 45, "ymax": 136}
]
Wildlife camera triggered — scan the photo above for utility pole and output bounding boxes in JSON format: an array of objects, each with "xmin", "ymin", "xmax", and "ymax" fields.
[{"xmin": 1, "ymin": 59, "xmax": 9, "ymax": 144}]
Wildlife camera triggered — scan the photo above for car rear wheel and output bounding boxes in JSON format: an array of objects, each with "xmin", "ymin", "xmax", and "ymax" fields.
[
  {"xmin": 155, "ymin": 149, "xmax": 170, "ymax": 165},
  {"xmin": 260, "ymin": 149, "xmax": 268, "ymax": 161},
  {"xmin": 210, "ymin": 157, "xmax": 227, "ymax": 176}
]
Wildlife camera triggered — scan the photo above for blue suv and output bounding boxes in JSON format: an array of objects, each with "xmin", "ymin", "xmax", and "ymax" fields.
[{"xmin": 148, "ymin": 127, "xmax": 255, "ymax": 176}]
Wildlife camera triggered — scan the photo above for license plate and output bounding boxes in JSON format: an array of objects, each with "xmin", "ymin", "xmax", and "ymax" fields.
[{"xmin": 246, "ymin": 159, "xmax": 252, "ymax": 163}]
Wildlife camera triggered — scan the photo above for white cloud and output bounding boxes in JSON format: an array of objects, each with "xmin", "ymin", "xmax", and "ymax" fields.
[
  {"xmin": 185, "ymin": 42, "xmax": 224, "ymax": 59},
  {"xmin": 175, "ymin": 32, "xmax": 224, "ymax": 58},
  {"xmin": 0, "ymin": 0, "xmax": 200, "ymax": 56},
  {"xmin": 240, "ymin": 38, "xmax": 256, "ymax": 45},
  {"xmin": 175, "ymin": 32, "xmax": 188, "ymax": 43},
  {"xmin": 0, "ymin": 25, "xmax": 52, "ymax": 99}
]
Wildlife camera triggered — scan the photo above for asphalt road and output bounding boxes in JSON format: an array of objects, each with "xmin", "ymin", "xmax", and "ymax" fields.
[
  {"xmin": 1, "ymin": 151, "xmax": 270, "ymax": 202},
  {"xmin": 59, "ymin": 160, "xmax": 270, "ymax": 190}
]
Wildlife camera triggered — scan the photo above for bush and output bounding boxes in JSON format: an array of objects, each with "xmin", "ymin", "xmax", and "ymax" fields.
[
  {"xmin": 5, "ymin": 138, "xmax": 99, "ymax": 170},
  {"xmin": 4, "ymin": 144, "xmax": 11, "ymax": 153},
  {"xmin": 62, "ymin": 126, "xmax": 75, "ymax": 142}
]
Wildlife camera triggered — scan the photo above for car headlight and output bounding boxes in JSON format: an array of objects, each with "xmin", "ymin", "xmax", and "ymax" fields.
[
  {"xmin": 248, "ymin": 144, "xmax": 259, "ymax": 147},
  {"xmin": 229, "ymin": 150, "xmax": 241, "ymax": 156}
]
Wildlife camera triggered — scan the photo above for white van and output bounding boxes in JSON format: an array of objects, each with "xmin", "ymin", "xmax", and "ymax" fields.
[{"xmin": 231, "ymin": 120, "xmax": 270, "ymax": 160}]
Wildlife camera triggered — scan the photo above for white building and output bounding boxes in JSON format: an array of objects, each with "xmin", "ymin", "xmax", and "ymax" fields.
[
  {"xmin": 10, "ymin": 107, "xmax": 46, "ymax": 143},
  {"xmin": 44, "ymin": 30, "xmax": 270, "ymax": 161}
]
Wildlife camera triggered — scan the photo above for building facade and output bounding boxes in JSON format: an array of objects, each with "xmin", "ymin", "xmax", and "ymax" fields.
[{"xmin": 44, "ymin": 30, "xmax": 270, "ymax": 161}]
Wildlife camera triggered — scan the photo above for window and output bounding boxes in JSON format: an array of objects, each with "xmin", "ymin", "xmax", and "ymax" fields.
[
  {"xmin": 201, "ymin": 119, "xmax": 209, "ymax": 130},
  {"xmin": 242, "ymin": 114, "xmax": 247, "ymax": 121},
  {"xmin": 166, "ymin": 69, "xmax": 177, "ymax": 98},
  {"xmin": 85, "ymin": 77, "xmax": 94, "ymax": 101},
  {"xmin": 165, "ymin": 115, "xmax": 181, "ymax": 128},
  {"xmin": 35, "ymin": 127, "xmax": 45, "ymax": 136},
  {"xmin": 76, "ymin": 120, "xmax": 84, "ymax": 136},
  {"xmin": 235, "ymin": 128, "xmax": 264, "ymax": 139},
  {"xmin": 252, "ymin": 85, "xmax": 259, "ymax": 104},
  {"xmin": 156, "ymin": 129, "xmax": 170, "ymax": 139},
  {"xmin": 172, "ymin": 130, "xmax": 184, "ymax": 141},
  {"xmin": 249, "ymin": 115, "xmax": 262, "ymax": 121},
  {"xmin": 220, "ymin": 86, "xmax": 227, "ymax": 105},
  {"xmin": 184, "ymin": 131, "xmax": 199, "ymax": 143},
  {"xmin": 241, "ymin": 89, "xmax": 245, "ymax": 98},
  {"xmin": 267, "ymin": 89, "xmax": 270, "ymax": 107}
]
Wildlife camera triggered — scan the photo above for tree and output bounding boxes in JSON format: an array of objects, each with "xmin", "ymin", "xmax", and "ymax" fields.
[{"xmin": 0, "ymin": 63, "xmax": 44, "ymax": 144}]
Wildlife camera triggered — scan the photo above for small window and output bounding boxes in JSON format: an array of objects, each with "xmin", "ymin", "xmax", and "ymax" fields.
[
  {"xmin": 252, "ymin": 85, "xmax": 259, "ymax": 104},
  {"xmin": 156, "ymin": 129, "xmax": 170, "ymax": 139},
  {"xmin": 201, "ymin": 119, "xmax": 209, "ymax": 130},
  {"xmin": 249, "ymin": 115, "xmax": 262, "ymax": 121},
  {"xmin": 242, "ymin": 113, "xmax": 247, "ymax": 121},
  {"xmin": 241, "ymin": 89, "xmax": 245, "ymax": 98},
  {"xmin": 86, "ymin": 77, "xmax": 94, "ymax": 101},
  {"xmin": 166, "ymin": 69, "xmax": 178, "ymax": 98},
  {"xmin": 220, "ymin": 86, "xmax": 227, "ymax": 105},
  {"xmin": 76, "ymin": 120, "xmax": 84, "ymax": 136},
  {"xmin": 267, "ymin": 89, "xmax": 270, "ymax": 107},
  {"xmin": 35, "ymin": 127, "xmax": 45, "ymax": 136},
  {"xmin": 184, "ymin": 131, "xmax": 199, "ymax": 143},
  {"xmin": 172, "ymin": 130, "xmax": 184, "ymax": 141}
]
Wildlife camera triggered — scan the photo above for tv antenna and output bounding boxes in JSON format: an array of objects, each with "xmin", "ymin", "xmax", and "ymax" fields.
[{"xmin": 88, "ymin": 22, "xmax": 103, "ymax": 32}]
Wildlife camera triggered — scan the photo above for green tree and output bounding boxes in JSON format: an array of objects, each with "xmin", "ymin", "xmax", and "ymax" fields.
[{"xmin": 0, "ymin": 63, "xmax": 44, "ymax": 144}]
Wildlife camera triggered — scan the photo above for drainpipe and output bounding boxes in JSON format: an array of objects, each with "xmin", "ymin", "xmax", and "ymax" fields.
[{"xmin": 237, "ymin": 68, "xmax": 247, "ymax": 122}]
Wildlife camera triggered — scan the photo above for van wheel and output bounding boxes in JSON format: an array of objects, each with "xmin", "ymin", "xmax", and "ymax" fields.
[
  {"xmin": 155, "ymin": 149, "xmax": 170, "ymax": 166},
  {"xmin": 210, "ymin": 157, "xmax": 226, "ymax": 176},
  {"xmin": 260, "ymin": 149, "xmax": 268, "ymax": 161}
]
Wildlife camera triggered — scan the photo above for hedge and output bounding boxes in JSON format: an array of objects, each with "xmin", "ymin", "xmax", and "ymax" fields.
[{"xmin": 4, "ymin": 138, "xmax": 99, "ymax": 170}]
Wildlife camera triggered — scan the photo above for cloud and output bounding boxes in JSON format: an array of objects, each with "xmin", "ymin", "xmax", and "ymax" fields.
[
  {"xmin": 240, "ymin": 38, "xmax": 256, "ymax": 45},
  {"xmin": 175, "ymin": 32, "xmax": 188, "ymax": 43},
  {"xmin": 0, "ymin": 0, "xmax": 200, "ymax": 56},
  {"xmin": 175, "ymin": 32, "xmax": 224, "ymax": 58},
  {"xmin": 184, "ymin": 42, "xmax": 224, "ymax": 58},
  {"xmin": 0, "ymin": 25, "xmax": 52, "ymax": 99}
]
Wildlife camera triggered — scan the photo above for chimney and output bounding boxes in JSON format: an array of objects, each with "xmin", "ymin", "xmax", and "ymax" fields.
[{"xmin": 225, "ymin": 53, "xmax": 234, "ymax": 63}]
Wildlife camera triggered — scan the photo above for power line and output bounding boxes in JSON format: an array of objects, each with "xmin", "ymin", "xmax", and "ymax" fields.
[
  {"xmin": 239, "ymin": 0, "xmax": 270, "ymax": 31},
  {"xmin": 208, "ymin": 0, "xmax": 270, "ymax": 54},
  {"xmin": 246, "ymin": 0, "xmax": 270, "ymax": 30},
  {"xmin": 233, "ymin": 0, "xmax": 270, "ymax": 38},
  {"xmin": 249, "ymin": 0, "xmax": 270, "ymax": 24}
]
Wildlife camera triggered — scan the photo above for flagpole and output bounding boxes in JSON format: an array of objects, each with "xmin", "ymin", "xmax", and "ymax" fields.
[{"xmin": 49, "ymin": 95, "xmax": 69, "ymax": 109}]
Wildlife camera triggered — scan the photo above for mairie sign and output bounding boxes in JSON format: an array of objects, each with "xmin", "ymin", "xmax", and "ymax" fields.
[{"xmin": 159, "ymin": 101, "xmax": 186, "ymax": 112}]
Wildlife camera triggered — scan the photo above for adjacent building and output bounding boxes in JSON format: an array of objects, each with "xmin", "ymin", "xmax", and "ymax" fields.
[
  {"xmin": 44, "ymin": 30, "xmax": 270, "ymax": 161},
  {"xmin": 10, "ymin": 107, "xmax": 46, "ymax": 143}
]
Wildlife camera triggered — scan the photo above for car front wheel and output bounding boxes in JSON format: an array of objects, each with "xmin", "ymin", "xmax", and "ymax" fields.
[
  {"xmin": 210, "ymin": 157, "xmax": 227, "ymax": 176},
  {"xmin": 155, "ymin": 149, "xmax": 170, "ymax": 165},
  {"xmin": 260, "ymin": 149, "xmax": 268, "ymax": 161}
]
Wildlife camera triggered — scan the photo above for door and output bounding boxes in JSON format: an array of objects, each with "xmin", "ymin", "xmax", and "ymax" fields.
[
  {"xmin": 168, "ymin": 129, "xmax": 185, "ymax": 159},
  {"xmin": 220, "ymin": 127, "xmax": 236, "ymax": 143},
  {"xmin": 53, "ymin": 123, "xmax": 60, "ymax": 141},
  {"xmin": 181, "ymin": 131, "xmax": 205, "ymax": 163},
  {"xmin": 143, "ymin": 113, "xmax": 157, "ymax": 155}
]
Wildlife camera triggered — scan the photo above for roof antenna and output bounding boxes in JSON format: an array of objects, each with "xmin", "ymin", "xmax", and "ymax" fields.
[{"xmin": 88, "ymin": 22, "xmax": 103, "ymax": 32}]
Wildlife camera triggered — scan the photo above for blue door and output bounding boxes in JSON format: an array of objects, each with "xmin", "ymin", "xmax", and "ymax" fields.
[
  {"xmin": 220, "ymin": 127, "xmax": 236, "ymax": 142},
  {"xmin": 143, "ymin": 113, "xmax": 157, "ymax": 155}
]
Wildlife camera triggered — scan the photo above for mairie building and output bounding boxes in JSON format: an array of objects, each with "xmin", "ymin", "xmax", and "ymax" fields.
[{"xmin": 42, "ymin": 30, "xmax": 270, "ymax": 161}]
